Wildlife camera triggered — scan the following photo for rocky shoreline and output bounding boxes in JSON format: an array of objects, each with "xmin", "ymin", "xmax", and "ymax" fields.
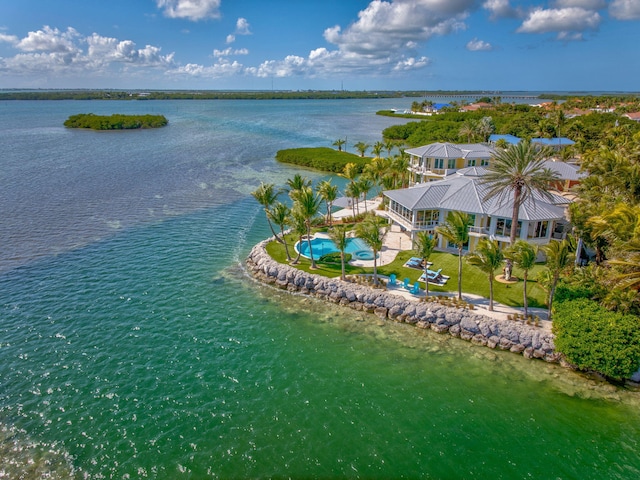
[{"xmin": 246, "ymin": 238, "xmax": 561, "ymax": 364}]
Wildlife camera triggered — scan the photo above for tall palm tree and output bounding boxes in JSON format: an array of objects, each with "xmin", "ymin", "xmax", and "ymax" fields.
[
  {"xmin": 317, "ymin": 180, "xmax": 339, "ymax": 226},
  {"xmin": 541, "ymin": 239, "xmax": 575, "ymax": 319},
  {"xmin": 384, "ymin": 140, "xmax": 395, "ymax": 157},
  {"xmin": 357, "ymin": 177, "xmax": 374, "ymax": 213},
  {"xmin": 286, "ymin": 174, "xmax": 311, "ymax": 201},
  {"xmin": 505, "ymin": 240, "xmax": 538, "ymax": 317},
  {"xmin": 466, "ymin": 238, "xmax": 504, "ymax": 311},
  {"xmin": 288, "ymin": 208, "xmax": 308, "ymax": 265},
  {"xmin": 372, "ymin": 141, "xmax": 384, "ymax": 159},
  {"xmin": 332, "ymin": 138, "xmax": 346, "ymax": 152},
  {"xmin": 481, "ymin": 140, "xmax": 559, "ymax": 246},
  {"xmin": 293, "ymin": 186, "xmax": 322, "ymax": 269},
  {"xmin": 344, "ymin": 181, "xmax": 361, "ymax": 217},
  {"xmin": 353, "ymin": 141, "xmax": 370, "ymax": 158},
  {"xmin": 355, "ymin": 214, "xmax": 387, "ymax": 286},
  {"xmin": 328, "ymin": 224, "xmax": 349, "ymax": 281},
  {"xmin": 505, "ymin": 240, "xmax": 538, "ymax": 316},
  {"xmin": 413, "ymin": 231, "xmax": 437, "ymax": 298},
  {"xmin": 251, "ymin": 182, "xmax": 282, "ymax": 241},
  {"xmin": 267, "ymin": 202, "xmax": 292, "ymax": 261},
  {"xmin": 459, "ymin": 119, "xmax": 479, "ymax": 143},
  {"xmin": 436, "ymin": 211, "xmax": 472, "ymax": 300}
]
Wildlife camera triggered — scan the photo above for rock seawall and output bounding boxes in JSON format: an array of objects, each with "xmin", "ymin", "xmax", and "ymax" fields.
[{"xmin": 246, "ymin": 239, "xmax": 559, "ymax": 363}]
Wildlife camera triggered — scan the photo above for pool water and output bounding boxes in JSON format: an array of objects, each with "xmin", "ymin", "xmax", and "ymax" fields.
[{"xmin": 296, "ymin": 236, "xmax": 377, "ymax": 261}]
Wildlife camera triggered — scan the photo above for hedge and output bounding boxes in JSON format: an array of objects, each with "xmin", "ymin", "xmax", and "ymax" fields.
[{"xmin": 552, "ymin": 298, "xmax": 640, "ymax": 380}]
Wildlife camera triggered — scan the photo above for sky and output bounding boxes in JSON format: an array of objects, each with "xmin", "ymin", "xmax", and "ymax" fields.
[{"xmin": 1, "ymin": 0, "xmax": 639, "ymax": 92}]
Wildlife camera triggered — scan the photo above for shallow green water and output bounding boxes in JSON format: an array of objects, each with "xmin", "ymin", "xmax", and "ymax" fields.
[{"xmin": 1, "ymin": 99, "xmax": 639, "ymax": 478}]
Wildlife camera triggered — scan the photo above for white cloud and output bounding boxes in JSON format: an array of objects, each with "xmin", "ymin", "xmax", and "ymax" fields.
[
  {"xmin": 226, "ymin": 34, "xmax": 235, "ymax": 44},
  {"xmin": 156, "ymin": 0, "xmax": 221, "ymax": 21},
  {"xmin": 466, "ymin": 38, "xmax": 493, "ymax": 51},
  {"xmin": 517, "ymin": 7, "xmax": 601, "ymax": 39},
  {"xmin": 16, "ymin": 26, "xmax": 80, "ymax": 53},
  {"xmin": 482, "ymin": 0, "xmax": 520, "ymax": 19},
  {"xmin": 609, "ymin": 0, "xmax": 640, "ymax": 20},
  {"xmin": 167, "ymin": 59, "xmax": 245, "ymax": 78},
  {"xmin": 235, "ymin": 18, "xmax": 252, "ymax": 35},
  {"xmin": 324, "ymin": 0, "xmax": 473, "ymax": 58},
  {"xmin": 0, "ymin": 33, "xmax": 19, "ymax": 45},
  {"xmin": 213, "ymin": 47, "xmax": 249, "ymax": 57},
  {"xmin": 0, "ymin": 27, "xmax": 174, "ymax": 81}
]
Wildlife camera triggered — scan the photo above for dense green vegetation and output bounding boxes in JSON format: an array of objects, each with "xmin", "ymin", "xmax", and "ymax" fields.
[
  {"xmin": 275, "ymin": 147, "xmax": 371, "ymax": 173},
  {"xmin": 553, "ymin": 298, "xmax": 640, "ymax": 380},
  {"xmin": 64, "ymin": 113, "xmax": 168, "ymax": 130},
  {"xmin": 381, "ymin": 103, "xmax": 640, "ymax": 151}
]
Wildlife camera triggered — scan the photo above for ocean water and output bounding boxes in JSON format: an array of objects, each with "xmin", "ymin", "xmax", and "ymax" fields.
[{"xmin": 0, "ymin": 98, "xmax": 639, "ymax": 479}]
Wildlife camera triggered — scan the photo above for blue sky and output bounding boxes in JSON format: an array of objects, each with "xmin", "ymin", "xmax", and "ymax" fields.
[{"xmin": 1, "ymin": 0, "xmax": 639, "ymax": 91}]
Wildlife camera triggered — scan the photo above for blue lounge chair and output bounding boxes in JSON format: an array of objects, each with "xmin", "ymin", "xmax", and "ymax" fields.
[
  {"xmin": 403, "ymin": 277, "xmax": 410, "ymax": 289},
  {"xmin": 388, "ymin": 273, "xmax": 397, "ymax": 285},
  {"xmin": 410, "ymin": 283, "xmax": 420, "ymax": 295}
]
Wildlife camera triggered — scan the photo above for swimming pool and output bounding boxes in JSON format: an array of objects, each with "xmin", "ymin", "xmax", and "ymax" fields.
[{"xmin": 295, "ymin": 236, "xmax": 377, "ymax": 261}]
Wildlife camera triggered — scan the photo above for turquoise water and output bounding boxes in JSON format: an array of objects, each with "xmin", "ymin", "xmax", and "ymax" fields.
[
  {"xmin": 0, "ymin": 99, "xmax": 639, "ymax": 478},
  {"xmin": 295, "ymin": 237, "xmax": 376, "ymax": 261}
]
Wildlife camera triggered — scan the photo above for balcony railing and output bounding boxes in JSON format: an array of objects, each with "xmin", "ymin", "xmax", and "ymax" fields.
[{"xmin": 468, "ymin": 226, "xmax": 490, "ymax": 236}]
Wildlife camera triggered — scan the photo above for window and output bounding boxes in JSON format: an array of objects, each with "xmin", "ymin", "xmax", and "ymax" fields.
[
  {"xmin": 416, "ymin": 209, "xmax": 440, "ymax": 227},
  {"xmin": 466, "ymin": 159, "xmax": 476, "ymax": 167},
  {"xmin": 434, "ymin": 158, "xmax": 444, "ymax": 169},
  {"xmin": 495, "ymin": 218, "xmax": 521, "ymax": 238},
  {"xmin": 480, "ymin": 158, "xmax": 490, "ymax": 166},
  {"xmin": 447, "ymin": 159, "xmax": 456, "ymax": 169}
]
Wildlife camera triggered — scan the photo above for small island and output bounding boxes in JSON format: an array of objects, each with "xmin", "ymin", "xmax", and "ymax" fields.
[{"xmin": 64, "ymin": 113, "xmax": 168, "ymax": 130}]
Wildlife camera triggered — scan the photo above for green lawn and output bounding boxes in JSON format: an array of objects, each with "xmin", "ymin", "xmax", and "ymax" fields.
[{"xmin": 264, "ymin": 235, "xmax": 548, "ymax": 308}]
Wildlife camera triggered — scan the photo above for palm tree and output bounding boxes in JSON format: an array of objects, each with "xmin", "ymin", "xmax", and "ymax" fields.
[
  {"xmin": 372, "ymin": 141, "xmax": 384, "ymax": 159},
  {"xmin": 481, "ymin": 140, "xmax": 559, "ymax": 245},
  {"xmin": 293, "ymin": 186, "xmax": 322, "ymax": 269},
  {"xmin": 355, "ymin": 214, "xmax": 387, "ymax": 286},
  {"xmin": 251, "ymin": 182, "xmax": 282, "ymax": 241},
  {"xmin": 286, "ymin": 174, "xmax": 311, "ymax": 201},
  {"xmin": 357, "ymin": 177, "xmax": 374, "ymax": 213},
  {"xmin": 466, "ymin": 238, "xmax": 504, "ymax": 311},
  {"xmin": 384, "ymin": 140, "xmax": 395, "ymax": 157},
  {"xmin": 345, "ymin": 181, "xmax": 361, "ymax": 217},
  {"xmin": 413, "ymin": 231, "xmax": 437, "ymax": 298},
  {"xmin": 459, "ymin": 119, "xmax": 479, "ymax": 143},
  {"xmin": 505, "ymin": 240, "xmax": 538, "ymax": 317},
  {"xmin": 332, "ymin": 138, "xmax": 346, "ymax": 152},
  {"xmin": 267, "ymin": 202, "xmax": 292, "ymax": 261},
  {"xmin": 317, "ymin": 180, "xmax": 339, "ymax": 226},
  {"xmin": 328, "ymin": 224, "xmax": 349, "ymax": 281},
  {"xmin": 608, "ymin": 238, "xmax": 640, "ymax": 291},
  {"xmin": 541, "ymin": 239, "xmax": 575, "ymax": 319},
  {"xmin": 288, "ymin": 208, "xmax": 308, "ymax": 265},
  {"xmin": 436, "ymin": 211, "xmax": 472, "ymax": 301},
  {"xmin": 353, "ymin": 141, "xmax": 370, "ymax": 158}
]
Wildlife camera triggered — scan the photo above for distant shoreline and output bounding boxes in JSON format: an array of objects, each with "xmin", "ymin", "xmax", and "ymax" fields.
[{"xmin": 0, "ymin": 89, "xmax": 602, "ymax": 102}]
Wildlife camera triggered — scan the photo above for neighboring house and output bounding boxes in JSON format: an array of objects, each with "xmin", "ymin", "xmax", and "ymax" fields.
[
  {"xmin": 623, "ymin": 112, "xmax": 640, "ymax": 122},
  {"xmin": 383, "ymin": 167, "xmax": 572, "ymax": 253},
  {"xmin": 405, "ymin": 142, "xmax": 495, "ymax": 183},
  {"xmin": 459, "ymin": 102, "xmax": 493, "ymax": 112}
]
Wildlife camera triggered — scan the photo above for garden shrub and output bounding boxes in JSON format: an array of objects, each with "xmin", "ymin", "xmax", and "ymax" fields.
[{"xmin": 553, "ymin": 298, "xmax": 640, "ymax": 380}]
